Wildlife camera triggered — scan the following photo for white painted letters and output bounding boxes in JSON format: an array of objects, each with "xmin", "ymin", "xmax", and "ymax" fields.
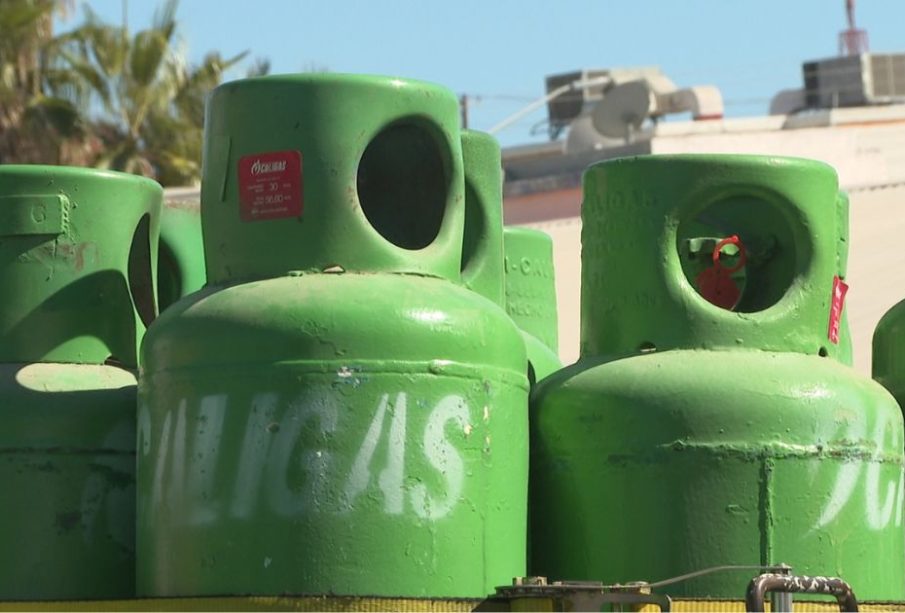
[
  {"xmin": 815, "ymin": 414, "xmax": 904, "ymax": 531},
  {"xmin": 411, "ymin": 394, "xmax": 469, "ymax": 520},
  {"xmin": 149, "ymin": 390, "xmax": 472, "ymax": 524},
  {"xmin": 378, "ymin": 393, "xmax": 407, "ymax": 514}
]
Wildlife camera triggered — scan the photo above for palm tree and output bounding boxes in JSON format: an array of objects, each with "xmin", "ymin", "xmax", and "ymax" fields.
[
  {"xmin": 0, "ymin": 0, "xmax": 94, "ymax": 164},
  {"xmin": 63, "ymin": 0, "xmax": 251, "ymax": 185}
]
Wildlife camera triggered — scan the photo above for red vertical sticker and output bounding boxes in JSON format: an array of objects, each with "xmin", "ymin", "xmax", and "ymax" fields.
[
  {"xmin": 237, "ymin": 150, "xmax": 302, "ymax": 222},
  {"xmin": 828, "ymin": 275, "xmax": 849, "ymax": 344}
]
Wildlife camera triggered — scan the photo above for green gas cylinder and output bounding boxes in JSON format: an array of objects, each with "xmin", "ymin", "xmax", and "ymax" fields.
[
  {"xmin": 529, "ymin": 155, "xmax": 905, "ymax": 600},
  {"xmin": 158, "ymin": 196, "xmax": 205, "ymax": 311},
  {"xmin": 137, "ymin": 74, "xmax": 529, "ymax": 599},
  {"xmin": 458, "ymin": 130, "xmax": 560, "ymax": 386},
  {"xmin": 0, "ymin": 165, "xmax": 161, "ymax": 599},
  {"xmin": 503, "ymin": 227, "xmax": 561, "ymax": 383}
]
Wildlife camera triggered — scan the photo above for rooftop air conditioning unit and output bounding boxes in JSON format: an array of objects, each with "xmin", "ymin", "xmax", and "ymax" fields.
[
  {"xmin": 803, "ymin": 53, "xmax": 905, "ymax": 108},
  {"xmin": 544, "ymin": 67, "xmax": 664, "ymax": 135}
]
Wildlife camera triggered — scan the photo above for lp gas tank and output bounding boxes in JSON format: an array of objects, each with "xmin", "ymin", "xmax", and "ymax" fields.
[
  {"xmin": 137, "ymin": 74, "xmax": 528, "ymax": 599},
  {"xmin": 530, "ymin": 155, "xmax": 905, "ymax": 600},
  {"xmin": 139, "ymin": 274, "xmax": 525, "ymax": 597},
  {"xmin": 0, "ymin": 165, "xmax": 160, "ymax": 599},
  {"xmin": 503, "ymin": 227, "xmax": 561, "ymax": 383}
]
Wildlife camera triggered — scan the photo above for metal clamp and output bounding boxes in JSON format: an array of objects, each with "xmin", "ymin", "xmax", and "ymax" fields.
[
  {"xmin": 494, "ymin": 577, "xmax": 672, "ymax": 612},
  {"xmin": 745, "ymin": 573, "xmax": 858, "ymax": 612}
]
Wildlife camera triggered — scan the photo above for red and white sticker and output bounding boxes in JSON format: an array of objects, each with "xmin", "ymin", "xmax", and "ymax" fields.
[
  {"xmin": 828, "ymin": 275, "xmax": 849, "ymax": 344},
  {"xmin": 237, "ymin": 150, "xmax": 302, "ymax": 222}
]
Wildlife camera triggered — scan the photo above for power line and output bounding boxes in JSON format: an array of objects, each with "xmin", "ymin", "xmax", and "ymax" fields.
[{"xmin": 459, "ymin": 93, "xmax": 537, "ymax": 104}]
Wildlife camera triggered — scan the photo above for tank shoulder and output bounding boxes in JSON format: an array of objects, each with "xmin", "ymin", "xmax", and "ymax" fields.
[
  {"xmin": 143, "ymin": 273, "xmax": 525, "ymax": 372},
  {"xmin": 532, "ymin": 348, "xmax": 903, "ymax": 444}
]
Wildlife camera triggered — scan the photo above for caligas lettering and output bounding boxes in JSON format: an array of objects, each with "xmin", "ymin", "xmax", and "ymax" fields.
[{"xmin": 145, "ymin": 391, "xmax": 471, "ymax": 524}]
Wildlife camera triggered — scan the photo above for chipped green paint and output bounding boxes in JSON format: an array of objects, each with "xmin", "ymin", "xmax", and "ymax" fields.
[
  {"xmin": 0, "ymin": 166, "xmax": 161, "ymax": 599},
  {"xmin": 137, "ymin": 74, "xmax": 528, "ymax": 599},
  {"xmin": 530, "ymin": 155, "xmax": 905, "ymax": 600},
  {"xmin": 0, "ymin": 166, "xmax": 161, "ymax": 366}
]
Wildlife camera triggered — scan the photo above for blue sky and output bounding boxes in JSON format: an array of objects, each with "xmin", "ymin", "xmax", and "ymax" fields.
[{"xmin": 76, "ymin": 1, "xmax": 905, "ymax": 147}]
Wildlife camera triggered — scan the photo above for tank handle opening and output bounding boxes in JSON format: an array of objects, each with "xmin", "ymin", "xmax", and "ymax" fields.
[
  {"xmin": 128, "ymin": 213, "xmax": 157, "ymax": 328},
  {"xmin": 356, "ymin": 119, "xmax": 449, "ymax": 251}
]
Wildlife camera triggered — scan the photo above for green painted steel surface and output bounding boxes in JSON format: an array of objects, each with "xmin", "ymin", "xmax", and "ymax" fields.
[
  {"xmin": 529, "ymin": 155, "xmax": 905, "ymax": 600},
  {"xmin": 519, "ymin": 331, "xmax": 560, "ymax": 386},
  {"xmin": 0, "ymin": 166, "xmax": 161, "ymax": 599},
  {"xmin": 503, "ymin": 228, "xmax": 560, "ymax": 382},
  {"xmin": 158, "ymin": 199, "xmax": 205, "ymax": 311},
  {"xmin": 137, "ymin": 74, "xmax": 528, "ymax": 599},
  {"xmin": 873, "ymin": 301, "xmax": 905, "ymax": 408},
  {"xmin": 461, "ymin": 130, "xmax": 505, "ymax": 309},
  {"xmin": 200, "ymin": 73, "xmax": 465, "ymax": 283},
  {"xmin": 458, "ymin": 131, "xmax": 561, "ymax": 385},
  {"xmin": 0, "ymin": 364, "xmax": 136, "ymax": 599},
  {"xmin": 835, "ymin": 190, "xmax": 853, "ymax": 365},
  {"xmin": 0, "ymin": 166, "xmax": 161, "ymax": 366}
]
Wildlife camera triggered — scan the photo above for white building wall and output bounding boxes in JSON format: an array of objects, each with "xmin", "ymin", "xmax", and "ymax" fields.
[{"xmin": 651, "ymin": 118, "xmax": 905, "ymax": 190}]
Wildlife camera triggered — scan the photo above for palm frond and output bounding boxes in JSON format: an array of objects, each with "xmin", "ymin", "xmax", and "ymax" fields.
[
  {"xmin": 152, "ymin": 0, "xmax": 179, "ymax": 41},
  {"xmin": 24, "ymin": 94, "xmax": 82, "ymax": 136},
  {"xmin": 129, "ymin": 28, "xmax": 170, "ymax": 87}
]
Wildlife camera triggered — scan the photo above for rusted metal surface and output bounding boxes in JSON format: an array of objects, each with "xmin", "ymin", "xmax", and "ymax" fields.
[{"xmin": 746, "ymin": 574, "xmax": 859, "ymax": 612}]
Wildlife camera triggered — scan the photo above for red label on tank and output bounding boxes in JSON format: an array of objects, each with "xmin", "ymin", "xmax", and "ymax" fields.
[
  {"xmin": 237, "ymin": 150, "xmax": 302, "ymax": 222},
  {"xmin": 828, "ymin": 275, "xmax": 849, "ymax": 344}
]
